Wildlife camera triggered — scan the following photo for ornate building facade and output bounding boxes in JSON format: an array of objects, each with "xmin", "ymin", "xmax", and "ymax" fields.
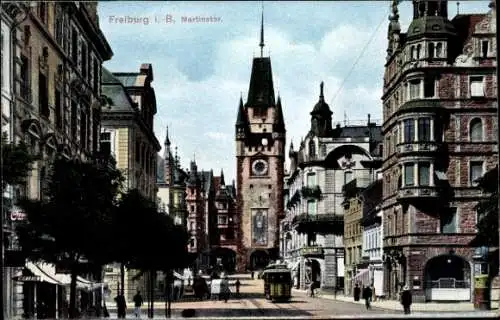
[
  {"xmin": 280, "ymin": 83, "xmax": 382, "ymax": 292},
  {"xmin": 1, "ymin": 2, "xmax": 112, "ymax": 318},
  {"xmin": 381, "ymin": 0, "xmax": 497, "ymax": 302},
  {"xmin": 100, "ymin": 64, "xmax": 161, "ymax": 301},
  {"xmin": 235, "ymin": 18, "xmax": 286, "ymax": 272},
  {"xmin": 210, "ymin": 171, "xmax": 238, "ymax": 272}
]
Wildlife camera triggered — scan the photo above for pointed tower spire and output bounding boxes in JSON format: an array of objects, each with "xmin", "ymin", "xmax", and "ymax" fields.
[
  {"xmin": 273, "ymin": 94, "xmax": 285, "ymax": 133},
  {"xmin": 165, "ymin": 126, "xmax": 171, "ymax": 146},
  {"xmin": 220, "ymin": 169, "xmax": 225, "ymax": 186},
  {"xmin": 259, "ymin": 2, "xmax": 265, "ymax": 57}
]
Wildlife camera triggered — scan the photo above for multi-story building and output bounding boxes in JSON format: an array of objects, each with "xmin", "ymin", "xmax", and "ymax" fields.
[
  {"xmin": 1, "ymin": 2, "xmax": 112, "ymax": 318},
  {"xmin": 100, "ymin": 63, "xmax": 161, "ymax": 301},
  {"xmin": 210, "ymin": 170, "xmax": 238, "ymax": 272},
  {"xmin": 360, "ymin": 174, "xmax": 384, "ymax": 298},
  {"xmin": 157, "ymin": 129, "xmax": 188, "ymax": 226},
  {"xmin": 235, "ymin": 17, "xmax": 286, "ymax": 272},
  {"xmin": 185, "ymin": 160, "xmax": 205, "ymax": 253},
  {"xmin": 1, "ymin": 3, "xmax": 24, "ymax": 319},
  {"xmin": 342, "ymin": 178, "xmax": 367, "ymax": 295},
  {"xmin": 281, "ymin": 82, "xmax": 383, "ymax": 292},
  {"xmin": 381, "ymin": 0, "xmax": 497, "ymax": 302}
]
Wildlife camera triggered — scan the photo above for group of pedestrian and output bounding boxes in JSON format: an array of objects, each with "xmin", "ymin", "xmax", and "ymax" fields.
[
  {"xmin": 352, "ymin": 282, "xmax": 412, "ymax": 314},
  {"xmin": 115, "ymin": 290, "xmax": 144, "ymax": 318}
]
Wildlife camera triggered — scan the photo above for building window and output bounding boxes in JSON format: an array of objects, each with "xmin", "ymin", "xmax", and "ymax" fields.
[
  {"xmin": 20, "ymin": 55, "xmax": 30, "ymax": 101},
  {"xmin": 309, "ymin": 140, "xmax": 316, "ymax": 158},
  {"xmin": 39, "ymin": 73, "xmax": 49, "ymax": 118},
  {"xmin": 418, "ymin": 162, "xmax": 430, "ymax": 186},
  {"xmin": 55, "ymin": 7, "xmax": 63, "ymax": 47},
  {"xmin": 190, "ymin": 205, "xmax": 195, "ymax": 212},
  {"xmin": 39, "ymin": 2, "xmax": 47, "ymax": 24},
  {"xmin": 80, "ymin": 110, "xmax": 87, "ymax": 149},
  {"xmin": 404, "ymin": 163, "xmax": 414, "ymax": 186},
  {"xmin": 100, "ymin": 132, "xmax": 111, "ymax": 155},
  {"xmin": 71, "ymin": 101, "xmax": 77, "ymax": 139},
  {"xmin": 81, "ymin": 42, "xmax": 87, "ymax": 79},
  {"xmin": 55, "ymin": 89, "xmax": 62, "ymax": 129},
  {"xmin": 93, "ymin": 59, "xmax": 99, "ymax": 94},
  {"xmin": 306, "ymin": 172, "xmax": 316, "ymax": 186},
  {"xmin": 470, "ymin": 76, "xmax": 484, "ymax": 97},
  {"xmin": 481, "ymin": 40, "xmax": 489, "ymax": 58},
  {"xmin": 428, "ymin": 42, "xmax": 434, "ymax": 59},
  {"xmin": 416, "ymin": 44, "xmax": 421, "ymax": 59},
  {"xmin": 418, "ymin": 117, "xmax": 431, "ymax": 141},
  {"xmin": 307, "ymin": 200, "xmax": 316, "ymax": 215},
  {"xmin": 424, "ymin": 77, "xmax": 435, "ymax": 98},
  {"xmin": 440, "ymin": 208, "xmax": 457, "ymax": 234},
  {"xmin": 225, "ymin": 229, "xmax": 235, "ymax": 240},
  {"xmin": 403, "ymin": 119, "xmax": 414, "ymax": 143},
  {"xmin": 436, "ymin": 43, "xmax": 443, "ymax": 58},
  {"xmin": 469, "ymin": 161, "xmax": 484, "ymax": 185},
  {"xmin": 71, "ymin": 28, "xmax": 78, "ymax": 63},
  {"xmin": 469, "ymin": 118, "xmax": 483, "ymax": 142},
  {"xmin": 218, "ymin": 215, "xmax": 228, "ymax": 225},
  {"xmin": 189, "ymin": 238, "xmax": 195, "ymax": 247},
  {"xmin": 409, "ymin": 80, "xmax": 421, "ymax": 99},
  {"xmin": 344, "ymin": 171, "xmax": 353, "ymax": 184}
]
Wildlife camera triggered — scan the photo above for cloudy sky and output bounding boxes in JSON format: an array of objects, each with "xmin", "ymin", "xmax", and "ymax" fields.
[{"xmin": 98, "ymin": 0, "xmax": 490, "ymax": 182}]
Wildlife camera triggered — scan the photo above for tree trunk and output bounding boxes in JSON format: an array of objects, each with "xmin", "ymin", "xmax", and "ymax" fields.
[
  {"xmin": 120, "ymin": 263, "xmax": 125, "ymax": 296},
  {"xmin": 69, "ymin": 267, "xmax": 78, "ymax": 319}
]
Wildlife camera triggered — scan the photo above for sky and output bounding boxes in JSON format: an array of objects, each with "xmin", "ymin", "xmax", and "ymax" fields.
[{"xmin": 98, "ymin": 0, "xmax": 491, "ymax": 183}]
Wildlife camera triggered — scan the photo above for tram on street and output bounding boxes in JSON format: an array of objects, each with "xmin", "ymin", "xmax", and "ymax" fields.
[{"xmin": 262, "ymin": 264, "xmax": 292, "ymax": 302}]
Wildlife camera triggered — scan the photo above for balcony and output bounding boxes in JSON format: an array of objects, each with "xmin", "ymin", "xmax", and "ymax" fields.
[
  {"xmin": 396, "ymin": 141, "xmax": 442, "ymax": 157},
  {"xmin": 292, "ymin": 213, "xmax": 343, "ymax": 234},
  {"xmin": 397, "ymin": 186, "xmax": 440, "ymax": 201},
  {"xmin": 300, "ymin": 246, "xmax": 324, "ymax": 257}
]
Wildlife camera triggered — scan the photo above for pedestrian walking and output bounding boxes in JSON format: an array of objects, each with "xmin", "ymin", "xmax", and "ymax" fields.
[
  {"xmin": 400, "ymin": 286, "xmax": 412, "ymax": 314},
  {"xmin": 133, "ymin": 290, "xmax": 143, "ymax": 318},
  {"xmin": 114, "ymin": 294, "xmax": 126, "ymax": 319},
  {"xmin": 308, "ymin": 281, "xmax": 315, "ymax": 298},
  {"xmin": 235, "ymin": 279, "xmax": 241, "ymax": 297},
  {"xmin": 221, "ymin": 276, "xmax": 231, "ymax": 302},
  {"xmin": 353, "ymin": 283, "xmax": 361, "ymax": 301},
  {"xmin": 362, "ymin": 285, "xmax": 372, "ymax": 309}
]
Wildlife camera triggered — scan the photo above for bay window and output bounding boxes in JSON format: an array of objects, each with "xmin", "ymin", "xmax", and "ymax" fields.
[
  {"xmin": 403, "ymin": 119, "xmax": 414, "ymax": 143},
  {"xmin": 404, "ymin": 163, "xmax": 414, "ymax": 186},
  {"xmin": 418, "ymin": 118, "xmax": 431, "ymax": 141},
  {"xmin": 418, "ymin": 162, "xmax": 430, "ymax": 186},
  {"xmin": 409, "ymin": 79, "xmax": 421, "ymax": 99}
]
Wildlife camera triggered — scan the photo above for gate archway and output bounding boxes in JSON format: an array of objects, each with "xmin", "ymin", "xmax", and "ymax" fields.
[
  {"xmin": 423, "ymin": 254, "xmax": 471, "ymax": 301},
  {"xmin": 210, "ymin": 247, "xmax": 237, "ymax": 273}
]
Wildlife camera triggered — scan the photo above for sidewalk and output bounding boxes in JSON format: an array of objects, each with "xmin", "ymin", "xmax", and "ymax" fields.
[{"xmin": 292, "ymin": 288, "xmax": 492, "ymax": 312}]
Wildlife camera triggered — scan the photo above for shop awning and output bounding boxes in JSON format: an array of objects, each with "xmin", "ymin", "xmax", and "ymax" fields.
[
  {"xmin": 24, "ymin": 262, "xmax": 71, "ymax": 285},
  {"xmin": 354, "ymin": 268, "xmax": 370, "ymax": 286}
]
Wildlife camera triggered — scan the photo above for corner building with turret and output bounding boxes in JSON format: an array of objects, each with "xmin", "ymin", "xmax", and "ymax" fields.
[
  {"xmin": 235, "ymin": 19, "xmax": 286, "ymax": 271},
  {"xmin": 381, "ymin": 0, "xmax": 497, "ymax": 302}
]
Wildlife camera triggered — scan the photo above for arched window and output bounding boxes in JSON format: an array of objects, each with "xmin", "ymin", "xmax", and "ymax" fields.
[
  {"xmin": 309, "ymin": 140, "xmax": 316, "ymax": 158},
  {"xmin": 410, "ymin": 46, "xmax": 415, "ymax": 60},
  {"xmin": 416, "ymin": 44, "xmax": 421, "ymax": 59},
  {"xmin": 469, "ymin": 118, "xmax": 483, "ymax": 142}
]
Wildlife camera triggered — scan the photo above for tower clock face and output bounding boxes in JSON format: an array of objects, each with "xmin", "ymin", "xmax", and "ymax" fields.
[{"xmin": 252, "ymin": 159, "xmax": 268, "ymax": 176}]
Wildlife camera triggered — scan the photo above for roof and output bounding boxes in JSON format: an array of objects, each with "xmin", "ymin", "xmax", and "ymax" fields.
[
  {"xmin": 246, "ymin": 57, "xmax": 276, "ymax": 107},
  {"xmin": 101, "ymin": 68, "xmax": 136, "ymax": 113},
  {"xmin": 113, "ymin": 73, "xmax": 147, "ymax": 87},
  {"xmin": 361, "ymin": 179, "xmax": 383, "ymax": 218},
  {"xmin": 451, "ymin": 13, "xmax": 486, "ymax": 48}
]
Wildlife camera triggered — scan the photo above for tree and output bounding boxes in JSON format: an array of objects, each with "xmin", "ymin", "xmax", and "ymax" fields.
[
  {"xmin": 472, "ymin": 166, "xmax": 499, "ymax": 247},
  {"xmin": 1, "ymin": 133, "xmax": 37, "ymax": 193},
  {"xmin": 16, "ymin": 157, "xmax": 123, "ymax": 318}
]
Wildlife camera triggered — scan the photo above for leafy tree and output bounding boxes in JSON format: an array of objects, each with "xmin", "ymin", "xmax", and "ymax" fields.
[
  {"xmin": 16, "ymin": 157, "xmax": 123, "ymax": 318},
  {"xmin": 1, "ymin": 133, "xmax": 37, "ymax": 193},
  {"xmin": 472, "ymin": 166, "xmax": 499, "ymax": 248}
]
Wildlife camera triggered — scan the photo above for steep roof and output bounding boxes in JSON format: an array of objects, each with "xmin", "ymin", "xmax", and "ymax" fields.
[{"xmin": 246, "ymin": 57, "xmax": 276, "ymax": 107}]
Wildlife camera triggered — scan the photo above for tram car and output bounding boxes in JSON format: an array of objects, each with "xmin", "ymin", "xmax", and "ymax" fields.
[{"xmin": 262, "ymin": 264, "xmax": 292, "ymax": 302}]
